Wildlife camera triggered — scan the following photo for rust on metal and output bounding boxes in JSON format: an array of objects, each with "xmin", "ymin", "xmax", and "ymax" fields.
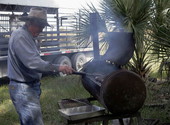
[{"xmin": 101, "ymin": 69, "xmax": 146, "ymax": 114}]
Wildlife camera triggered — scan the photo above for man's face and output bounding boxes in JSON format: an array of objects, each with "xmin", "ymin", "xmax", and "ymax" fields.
[{"xmin": 29, "ymin": 24, "xmax": 45, "ymax": 37}]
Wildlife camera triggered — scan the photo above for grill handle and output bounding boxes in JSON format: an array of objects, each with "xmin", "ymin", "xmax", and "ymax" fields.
[{"xmin": 72, "ymin": 71, "xmax": 86, "ymax": 76}]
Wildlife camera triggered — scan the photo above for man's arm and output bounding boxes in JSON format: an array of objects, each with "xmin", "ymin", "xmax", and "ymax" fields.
[{"xmin": 13, "ymin": 34, "xmax": 73, "ymax": 74}]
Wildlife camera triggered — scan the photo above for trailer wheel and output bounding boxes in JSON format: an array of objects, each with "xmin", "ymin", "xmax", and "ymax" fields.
[
  {"xmin": 71, "ymin": 53, "xmax": 87, "ymax": 71},
  {"xmin": 53, "ymin": 56, "xmax": 72, "ymax": 76}
]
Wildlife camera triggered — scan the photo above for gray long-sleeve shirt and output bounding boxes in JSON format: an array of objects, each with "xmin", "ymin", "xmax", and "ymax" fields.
[{"xmin": 8, "ymin": 25, "xmax": 59, "ymax": 82}]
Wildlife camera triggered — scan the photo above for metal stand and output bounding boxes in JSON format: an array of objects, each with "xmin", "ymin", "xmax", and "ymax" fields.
[
  {"xmin": 65, "ymin": 112, "xmax": 142, "ymax": 125},
  {"xmin": 58, "ymin": 98, "xmax": 143, "ymax": 125}
]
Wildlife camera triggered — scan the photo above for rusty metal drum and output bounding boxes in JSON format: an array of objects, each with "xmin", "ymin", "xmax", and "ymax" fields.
[
  {"xmin": 101, "ymin": 69, "xmax": 146, "ymax": 115},
  {"xmin": 81, "ymin": 60, "xmax": 120, "ymax": 101},
  {"xmin": 81, "ymin": 31, "xmax": 146, "ymax": 114},
  {"xmin": 81, "ymin": 60, "xmax": 146, "ymax": 115}
]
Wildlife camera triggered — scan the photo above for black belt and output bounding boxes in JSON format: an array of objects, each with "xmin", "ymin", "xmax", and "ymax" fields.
[{"xmin": 10, "ymin": 79, "xmax": 40, "ymax": 84}]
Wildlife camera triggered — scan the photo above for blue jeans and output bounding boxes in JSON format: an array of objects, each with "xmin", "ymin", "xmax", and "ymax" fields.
[{"xmin": 9, "ymin": 81, "xmax": 44, "ymax": 125}]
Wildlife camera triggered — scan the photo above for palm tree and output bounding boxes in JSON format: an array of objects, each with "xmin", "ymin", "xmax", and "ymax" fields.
[
  {"xmin": 75, "ymin": 0, "xmax": 154, "ymax": 78},
  {"xmin": 101, "ymin": 0, "xmax": 152, "ymax": 78},
  {"xmin": 126, "ymin": 42, "xmax": 153, "ymax": 79},
  {"xmin": 149, "ymin": 0, "xmax": 170, "ymax": 80},
  {"xmin": 101, "ymin": 0, "xmax": 151, "ymax": 47},
  {"xmin": 74, "ymin": 4, "xmax": 107, "ymax": 48}
]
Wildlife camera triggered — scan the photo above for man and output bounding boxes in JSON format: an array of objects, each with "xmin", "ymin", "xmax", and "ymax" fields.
[{"xmin": 7, "ymin": 7, "xmax": 73, "ymax": 125}]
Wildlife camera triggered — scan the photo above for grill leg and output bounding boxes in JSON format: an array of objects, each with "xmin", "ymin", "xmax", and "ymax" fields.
[
  {"xmin": 102, "ymin": 120, "xmax": 109, "ymax": 125},
  {"xmin": 136, "ymin": 113, "xmax": 142, "ymax": 125},
  {"xmin": 119, "ymin": 119, "xmax": 124, "ymax": 125},
  {"xmin": 128, "ymin": 118, "xmax": 133, "ymax": 125}
]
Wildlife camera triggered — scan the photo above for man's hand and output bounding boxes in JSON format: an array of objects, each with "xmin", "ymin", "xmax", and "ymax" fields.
[{"xmin": 58, "ymin": 65, "xmax": 74, "ymax": 75}]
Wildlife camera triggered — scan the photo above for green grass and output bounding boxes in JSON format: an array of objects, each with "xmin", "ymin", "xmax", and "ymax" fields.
[
  {"xmin": 0, "ymin": 84, "xmax": 19, "ymax": 125},
  {"xmin": 40, "ymin": 75, "xmax": 90, "ymax": 125},
  {"xmin": 0, "ymin": 75, "xmax": 170, "ymax": 125},
  {"xmin": 141, "ymin": 81, "xmax": 170, "ymax": 124},
  {"xmin": 0, "ymin": 75, "xmax": 91, "ymax": 125}
]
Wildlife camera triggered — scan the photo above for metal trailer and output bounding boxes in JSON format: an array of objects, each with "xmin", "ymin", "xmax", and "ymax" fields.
[{"xmin": 0, "ymin": 3, "xmax": 93, "ymax": 78}]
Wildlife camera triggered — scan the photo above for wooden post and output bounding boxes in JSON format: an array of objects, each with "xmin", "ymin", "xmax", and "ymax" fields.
[{"xmin": 90, "ymin": 13, "xmax": 100, "ymax": 60}]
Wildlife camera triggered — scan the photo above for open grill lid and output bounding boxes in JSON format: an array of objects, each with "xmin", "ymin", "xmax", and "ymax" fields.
[{"xmin": 102, "ymin": 32, "xmax": 135, "ymax": 66}]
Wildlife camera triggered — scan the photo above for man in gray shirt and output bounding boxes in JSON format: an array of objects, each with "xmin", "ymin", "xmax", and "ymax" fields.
[{"xmin": 8, "ymin": 7, "xmax": 73, "ymax": 125}]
